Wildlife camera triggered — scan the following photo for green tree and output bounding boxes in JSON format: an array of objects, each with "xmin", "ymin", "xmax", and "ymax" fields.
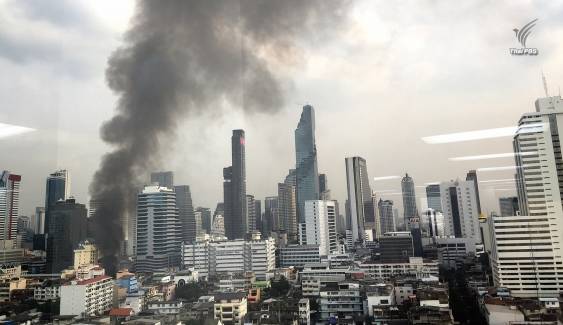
[
  {"xmin": 175, "ymin": 283, "xmax": 204, "ymax": 302},
  {"xmin": 270, "ymin": 276, "xmax": 290, "ymax": 297}
]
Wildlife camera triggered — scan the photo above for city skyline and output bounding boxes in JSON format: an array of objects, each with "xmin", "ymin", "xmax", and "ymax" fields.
[{"xmin": 2, "ymin": 1, "xmax": 563, "ymax": 221}]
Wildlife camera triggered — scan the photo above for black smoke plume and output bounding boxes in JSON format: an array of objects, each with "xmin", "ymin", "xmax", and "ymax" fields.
[{"xmin": 89, "ymin": 0, "xmax": 349, "ymax": 273}]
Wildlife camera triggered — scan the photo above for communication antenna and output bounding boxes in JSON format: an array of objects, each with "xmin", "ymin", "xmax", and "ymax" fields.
[{"xmin": 542, "ymin": 71, "xmax": 550, "ymax": 97}]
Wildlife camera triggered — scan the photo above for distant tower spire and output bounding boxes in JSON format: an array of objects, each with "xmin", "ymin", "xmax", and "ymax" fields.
[{"xmin": 542, "ymin": 71, "xmax": 550, "ymax": 97}]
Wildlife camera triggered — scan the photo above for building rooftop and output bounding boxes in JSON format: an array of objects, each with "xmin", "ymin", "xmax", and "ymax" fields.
[
  {"xmin": 109, "ymin": 308, "xmax": 134, "ymax": 317},
  {"xmin": 75, "ymin": 275, "xmax": 111, "ymax": 285},
  {"xmin": 214, "ymin": 292, "xmax": 247, "ymax": 301}
]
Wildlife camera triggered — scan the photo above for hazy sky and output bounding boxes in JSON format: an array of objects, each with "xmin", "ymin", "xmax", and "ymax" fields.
[{"xmin": 1, "ymin": 0, "xmax": 563, "ymax": 218}]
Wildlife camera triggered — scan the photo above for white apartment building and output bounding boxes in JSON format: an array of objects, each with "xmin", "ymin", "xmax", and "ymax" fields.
[
  {"xmin": 136, "ymin": 185, "xmax": 182, "ymax": 272},
  {"xmin": 435, "ymin": 237, "xmax": 476, "ymax": 270},
  {"xmin": 34, "ymin": 284, "xmax": 60, "ymax": 301},
  {"xmin": 359, "ymin": 257, "xmax": 439, "ymax": 280},
  {"xmin": 490, "ymin": 95, "xmax": 563, "ymax": 298},
  {"xmin": 300, "ymin": 200, "xmax": 338, "ymax": 256},
  {"xmin": 59, "ymin": 275, "xmax": 114, "ymax": 316},
  {"xmin": 214, "ymin": 292, "xmax": 247, "ymax": 325},
  {"xmin": 278, "ymin": 244, "xmax": 321, "ymax": 268},
  {"xmin": 182, "ymin": 236, "xmax": 275, "ymax": 280},
  {"xmin": 440, "ymin": 179, "xmax": 480, "ymax": 242}
]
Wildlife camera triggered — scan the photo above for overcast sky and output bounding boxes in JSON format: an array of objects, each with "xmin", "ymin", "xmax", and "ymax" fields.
[{"xmin": 1, "ymin": 0, "xmax": 563, "ymax": 218}]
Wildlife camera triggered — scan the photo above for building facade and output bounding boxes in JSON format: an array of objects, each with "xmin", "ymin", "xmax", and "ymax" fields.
[
  {"xmin": 301, "ymin": 200, "xmax": 338, "ymax": 256},
  {"xmin": 60, "ymin": 275, "xmax": 114, "ymax": 316},
  {"xmin": 278, "ymin": 170, "xmax": 298, "ymax": 239},
  {"xmin": 0, "ymin": 171, "xmax": 20, "ymax": 242},
  {"xmin": 150, "ymin": 171, "xmax": 173, "ymax": 189},
  {"xmin": 401, "ymin": 173, "xmax": 418, "ymax": 226},
  {"xmin": 182, "ymin": 236, "xmax": 275, "ymax": 280},
  {"xmin": 377, "ymin": 199, "xmax": 396, "ymax": 237},
  {"xmin": 135, "ymin": 186, "xmax": 182, "ymax": 272},
  {"xmin": 224, "ymin": 130, "xmax": 247, "ymax": 240},
  {"xmin": 46, "ymin": 198, "xmax": 88, "ymax": 273},
  {"xmin": 499, "ymin": 197, "xmax": 519, "ymax": 217},
  {"xmin": 440, "ymin": 179, "xmax": 480, "ymax": 242},
  {"xmin": 345, "ymin": 157, "xmax": 374, "ymax": 244},
  {"xmin": 425, "ymin": 184, "xmax": 442, "ymax": 212},
  {"xmin": 295, "ymin": 105, "xmax": 320, "ymax": 224},
  {"xmin": 175, "ymin": 185, "xmax": 196, "ymax": 243}
]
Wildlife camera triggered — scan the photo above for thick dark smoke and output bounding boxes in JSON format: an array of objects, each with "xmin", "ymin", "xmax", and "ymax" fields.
[{"xmin": 89, "ymin": 0, "xmax": 350, "ymax": 273}]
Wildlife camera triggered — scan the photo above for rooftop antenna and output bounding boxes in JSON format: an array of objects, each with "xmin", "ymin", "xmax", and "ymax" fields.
[{"xmin": 542, "ymin": 70, "xmax": 550, "ymax": 97}]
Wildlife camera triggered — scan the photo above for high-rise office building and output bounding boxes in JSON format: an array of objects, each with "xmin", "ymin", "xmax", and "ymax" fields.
[
  {"xmin": 499, "ymin": 197, "xmax": 519, "ymax": 217},
  {"xmin": 254, "ymin": 199, "xmax": 262, "ymax": 235},
  {"xmin": 345, "ymin": 157, "xmax": 374, "ymax": 243},
  {"xmin": 379, "ymin": 232, "xmax": 414, "ymax": 263},
  {"xmin": 150, "ymin": 171, "xmax": 174, "ymax": 189},
  {"xmin": 224, "ymin": 130, "xmax": 247, "ymax": 239},
  {"xmin": 295, "ymin": 105, "xmax": 320, "ymax": 223},
  {"xmin": 278, "ymin": 170, "xmax": 298, "ymax": 239},
  {"xmin": 466, "ymin": 170, "xmax": 482, "ymax": 216},
  {"xmin": 0, "ymin": 171, "xmax": 20, "ymax": 242},
  {"xmin": 45, "ymin": 170, "xmax": 70, "ymax": 210},
  {"xmin": 246, "ymin": 195, "xmax": 256, "ymax": 233},
  {"xmin": 401, "ymin": 173, "xmax": 418, "ymax": 226},
  {"xmin": 420, "ymin": 208, "xmax": 444, "ymax": 238},
  {"xmin": 196, "ymin": 207, "xmax": 212, "ymax": 234},
  {"xmin": 425, "ymin": 184, "xmax": 442, "ymax": 212},
  {"xmin": 263, "ymin": 197, "xmax": 278, "ymax": 235},
  {"xmin": 33, "ymin": 207, "xmax": 46, "ymax": 235},
  {"xmin": 300, "ymin": 200, "xmax": 338, "ymax": 256},
  {"xmin": 174, "ymin": 185, "xmax": 196, "ymax": 243},
  {"xmin": 440, "ymin": 179, "xmax": 480, "ymax": 241},
  {"xmin": 46, "ymin": 198, "xmax": 88, "ymax": 273},
  {"xmin": 319, "ymin": 174, "xmax": 330, "ymax": 200},
  {"xmin": 377, "ymin": 199, "xmax": 396, "ymax": 236},
  {"xmin": 491, "ymin": 94, "xmax": 563, "ymax": 297},
  {"xmin": 135, "ymin": 185, "xmax": 182, "ymax": 272}
]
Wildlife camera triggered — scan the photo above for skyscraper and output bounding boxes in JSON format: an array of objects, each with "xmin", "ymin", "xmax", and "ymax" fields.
[
  {"xmin": 499, "ymin": 197, "xmax": 519, "ymax": 217},
  {"xmin": 175, "ymin": 185, "xmax": 196, "ymax": 243},
  {"xmin": 377, "ymin": 199, "xmax": 396, "ymax": 235},
  {"xmin": 246, "ymin": 194, "xmax": 256, "ymax": 233},
  {"xmin": 301, "ymin": 200, "xmax": 338, "ymax": 256},
  {"xmin": 196, "ymin": 207, "xmax": 212, "ymax": 234},
  {"xmin": 440, "ymin": 179, "xmax": 480, "ymax": 241},
  {"xmin": 295, "ymin": 105, "xmax": 320, "ymax": 223},
  {"xmin": 45, "ymin": 170, "xmax": 70, "ymax": 210},
  {"xmin": 263, "ymin": 197, "xmax": 278, "ymax": 235},
  {"xmin": 46, "ymin": 198, "xmax": 88, "ymax": 273},
  {"xmin": 319, "ymin": 174, "xmax": 330, "ymax": 200},
  {"xmin": 254, "ymin": 199, "xmax": 262, "ymax": 235},
  {"xmin": 420, "ymin": 208, "xmax": 444, "ymax": 238},
  {"xmin": 0, "ymin": 171, "xmax": 20, "ymax": 241},
  {"xmin": 150, "ymin": 171, "xmax": 174, "ymax": 189},
  {"xmin": 136, "ymin": 185, "xmax": 181, "ymax": 272},
  {"xmin": 425, "ymin": 184, "xmax": 442, "ymax": 212},
  {"xmin": 345, "ymin": 157, "xmax": 374, "ymax": 243},
  {"xmin": 465, "ymin": 170, "xmax": 482, "ymax": 216},
  {"xmin": 401, "ymin": 173, "xmax": 418, "ymax": 226},
  {"xmin": 278, "ymin": 170, "xmax": 298, "ymax": 239},
  {"xmin": 223, "ymin": 130, "xmax": 247, "ymax": 239},
  {"xmin": 491, "ymin": 94, "xmax": 563, "ymax": 297}
]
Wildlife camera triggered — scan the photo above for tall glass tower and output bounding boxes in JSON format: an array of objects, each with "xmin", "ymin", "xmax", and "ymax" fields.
[
  {"xmin": 45, "ymin": 170, "xmax": 70, "ymax": 210},
  {"xmin": 401, "ymin": 173, "xmax": 418, "ymax": 226},
  {"xmin": 224, "ymin": 129, "xmax": 247, "ymax": 239},
  {"xmin": 345, "ymin": 156, "xmax": 373, "ymax": 243},
  {"xmin": 295, "ymin": 105, "xmax": 319, "ymax": 223}
]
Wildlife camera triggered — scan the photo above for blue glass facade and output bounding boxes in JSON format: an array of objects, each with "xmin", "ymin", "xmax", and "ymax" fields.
[{"xmin": 295, "ymin": 105, "xmax": 319, "ymax": 223}]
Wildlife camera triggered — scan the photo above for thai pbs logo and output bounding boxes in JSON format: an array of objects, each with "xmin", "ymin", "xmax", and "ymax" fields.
[{"xmin": 510, "ymin": 19, "xmax": 538, "ymax": 55}]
